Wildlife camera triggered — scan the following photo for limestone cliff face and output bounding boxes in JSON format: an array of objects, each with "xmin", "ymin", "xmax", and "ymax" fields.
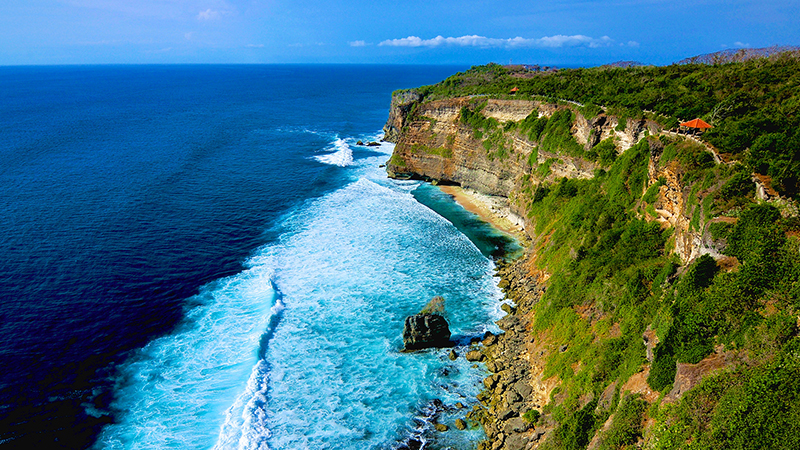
[
  {"xmin": 384, "ymin": 95, "xmax": 654, "ymax": 229},
  {"xmin": 386, "ymin": 97, "xmax": 532, "ymax": 198},
  {"xmin": 383, "ymin": 90, "xmax": 423, "ymax": 143},
  {"xmin": 383, "ymin": 94, "xmax": 724, "ymax": 265}
]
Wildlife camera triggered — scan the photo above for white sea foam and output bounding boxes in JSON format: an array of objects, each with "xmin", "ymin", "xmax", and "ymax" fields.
[
  {"xmin": 98, "ymin": 132, "xmax": 504, "ymax": 450},
  {"xmin": 223, "ymin": 176, "xmax": 501, "ymax": 449},
  {"xmin": 314, "ymin": 138, "xmax": 353, "ymax": 167},
  {"xmin": 94, "ymin": 269, "xmax": 279, "ymax": 450}
]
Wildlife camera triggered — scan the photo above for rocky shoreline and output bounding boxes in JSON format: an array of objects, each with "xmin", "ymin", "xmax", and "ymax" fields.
[
  {"xmin": 435, "ymin": 185, "xmax": 555, "ymax": 450},
  {"xmin": 465, "ymin": 257, "xmax": 550, "ymax": 450}
]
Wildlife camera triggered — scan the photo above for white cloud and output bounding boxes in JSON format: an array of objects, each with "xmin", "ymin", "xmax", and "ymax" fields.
[
  {"xmin": 184, "ymin": 32, "xmax": 194, "ymax": 40},
  {"xmin": 734, "ymin": 41, "xmax": 751, "ymax": 47},
  {"xmin": 246, "ymin": 44, "xmax": 264, "ymax": 48},
  {"xmin": 349, "ymin": 40, "xmax": 367, "ymax": 47},
  {"xmin": 378, "ymin": 34, "xmax": 615, "ymax": 49},
  {"xmin": 197, "ymin": 8, "xmax": 221, "ymax": 21}
]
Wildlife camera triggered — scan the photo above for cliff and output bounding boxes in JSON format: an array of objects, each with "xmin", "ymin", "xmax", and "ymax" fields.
[
  {"xmin": 382, "ymin": 93, "xmax": 713, "ymax": 262},
  {"xmin": 383, "ymin": 73, "xmax": 800, "ymax": 450}
]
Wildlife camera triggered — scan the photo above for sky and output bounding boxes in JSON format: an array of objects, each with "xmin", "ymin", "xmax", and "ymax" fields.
[{"xmin": 1, "ymin": 0, "xmax": 799, "ymax": 66}]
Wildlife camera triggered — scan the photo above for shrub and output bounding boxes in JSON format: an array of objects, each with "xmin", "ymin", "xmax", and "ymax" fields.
[
  {"xmin": 648, "ymin": 341, "xmax": 677, "ymax": 392},
  {"xmin": 708, "ymin": 221, "xmax": 733, "ymax": 240},
  {"xmin": 720, "ymin": 171, "xmax": 755, "ymax": 200},
  {"xmin": 523, "ymin": 409, "xmax": 541, "ymax": 424},
  {"xmin": 553, "ymin": 400, "xmax": 598, "ymax": 450},
  {"xmin": 599, "ymin": 395, "xmax": 647, "ymax": 450}
]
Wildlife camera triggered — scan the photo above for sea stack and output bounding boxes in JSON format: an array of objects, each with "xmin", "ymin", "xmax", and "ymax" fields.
[{"xmin": 402, "ymin": 296, "xmax": 452, "ymax": 350}]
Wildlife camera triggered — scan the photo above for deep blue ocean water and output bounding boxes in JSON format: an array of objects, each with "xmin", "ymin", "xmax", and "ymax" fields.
[{"xmin": 0, "ymin": 65, "xmax": 516, "ymax": 449}]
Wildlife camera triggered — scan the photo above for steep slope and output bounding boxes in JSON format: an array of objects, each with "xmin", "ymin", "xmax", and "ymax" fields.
[{"xmin": 383, "ymin": 62, "xmax": 800, "ymax": 450}]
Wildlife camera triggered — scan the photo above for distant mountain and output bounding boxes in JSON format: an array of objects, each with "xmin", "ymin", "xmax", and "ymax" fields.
[
  {"xmin": 600, "ymin": 60, "xmax": 645, "ymax": 68},
  {"xmin": 679, "ymin": 45, "xmax": 800, "ymax": 64}
]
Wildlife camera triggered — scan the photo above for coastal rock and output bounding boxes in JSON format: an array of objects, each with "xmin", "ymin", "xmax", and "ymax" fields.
[
  {"xmin": 484, "ymin": 374, "xmax": 500, "ymax": 390},
  {"xmin": 513, "ymin": 381, "xmax": 533, "ymax": 398},
  {"xmin": 465, "ymin": 350, "xmax": 485, "ymax": 362},
  {"xmin": 486, "ymin": 360, "xmax": 502, "ymax": 373},
  {"xmin": 498, "ymin": 409, "xmax": 516, "ymax": 420},
  {"xmin": 505, "ymin": 433, "xmax": 529, "ymax": 450},
  {"xmin": 504, "ymin": 417, "xmax": 530, "ymax": 434},
  {"xmin": 402, "ymin": 314, "xmax": 451, "ymax": 350},
  {"xmin": 455, "ymin": 418, "xmax": 468, "ymax": 430}
]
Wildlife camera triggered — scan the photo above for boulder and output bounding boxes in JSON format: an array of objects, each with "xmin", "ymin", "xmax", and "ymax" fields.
[
  {"xmin": 482, "ymin": 332, "xmax": 498, "ymax": 346},
  {"xmin": 504, "ymin": 417, "xmax": 530, "ymax": 434},
  {"xmin": 498, "ymin": 409, "xmax": 516, "ymax": 420},
  {"xmin": 465, "ymin": 350, "xmax": 485, "ymax": 362},
  {"xmin": 402, "ymin": 314, "xmax": 451, "ymax": 350},
  {"xmin": 455, "ymin": 418, "xmax": 468, "ymax": 430},
  {"xmin": 483, "ymin": 374, "xmax": 500, "ymax": 389}
]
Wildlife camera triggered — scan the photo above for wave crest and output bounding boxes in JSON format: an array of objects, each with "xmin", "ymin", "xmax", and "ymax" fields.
[{"xmin": 314, "ymin": 138, "xmax": 353, "ymax": 167}]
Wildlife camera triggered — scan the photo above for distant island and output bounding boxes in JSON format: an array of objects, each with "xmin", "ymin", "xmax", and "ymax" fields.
[{"xmin": 384, "ymin": 47, "xmax": 800, "ymax": 450}]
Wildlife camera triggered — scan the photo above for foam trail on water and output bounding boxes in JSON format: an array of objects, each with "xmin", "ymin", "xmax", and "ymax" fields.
[
  {"xmin": 94, "ymin": 267, "xmax": 278, "ymax": 449},
  {"xmin": 97, "ymin": 132, "xmax": 505, "ymax": 450},
  {"xmin": 314, "ymin": 138, "xmax": 353, "ymax": 167},
  {"xmin": 214, "ymin": 276, "xmax": 285, "ymax": 450},
  {"xmin": 219, "ymin": 173, "xmax": 504, "ymax": 449}
]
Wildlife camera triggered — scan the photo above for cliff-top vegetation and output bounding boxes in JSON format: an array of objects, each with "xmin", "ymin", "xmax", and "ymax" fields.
[{"xmin": 399, "ymin": 53, "xmax": 800, "ymax": 199}]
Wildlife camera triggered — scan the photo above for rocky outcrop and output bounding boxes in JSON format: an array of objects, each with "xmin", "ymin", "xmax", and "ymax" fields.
[
  {"xmin": 402, "ymin": 314, "xmax": 451, "ymax": 350},
  {"xmin": 383, "ymin": 89, "xmax": 423, "ymax": 143}
]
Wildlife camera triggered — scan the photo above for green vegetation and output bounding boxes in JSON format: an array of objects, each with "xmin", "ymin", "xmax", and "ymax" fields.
[
  {"xmin": 586, "ymin": 137, "xmax": 618, "ymax": 166},
  {"xmin": 650, "ymin": 338, "xmax": 800, "ymax": 450},
  {"xmin": 537, "ymin": 109, "xmax": 584, "ymax": 158},
  {"xmin": 522, "ymin": 408, "xmax": 541, "ymax": 424},
  {"xmin": 404, "ymin": 55, "xmax": 800, "ymax": 198},
  {"xmin": 546, "ymin": 399, "xmax": 598, "ymax": 450},
  {"xmin": 389, "ymin": 153, "xmax": 407, "ymax": 167},
  {"xmin": 409, "ymin": 143, "xmax": 453, "ymax": 158},
  {"xmin": 515, "ymin": 130, "xmax": 798, "ymax": 448},
  {"xmin": 395, "ymin": 57, "xmax": 800, "ymax": 449},
  {"xmin": 598, "ymin": 395, "xmax": 647, "ymax": 450},
  {"xmin": 458, "ymin": 103, "xmax": 511, "ymax": 159}
]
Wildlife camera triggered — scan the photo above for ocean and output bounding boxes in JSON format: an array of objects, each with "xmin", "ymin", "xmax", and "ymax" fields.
[{"xmin": 0, "ymin": 65, "xmax": 515, "ymax": 449}]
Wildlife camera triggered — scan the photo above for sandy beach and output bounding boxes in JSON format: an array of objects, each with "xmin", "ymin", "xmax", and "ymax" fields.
[{"xmin": 438, "ymin": 185, "xmax": 527, "ymax": 240}]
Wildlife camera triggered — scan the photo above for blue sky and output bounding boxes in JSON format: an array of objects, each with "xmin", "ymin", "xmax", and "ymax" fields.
[{"xmin": 1, "ymin": 0, "xmax": 798, "ymax": 66}]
